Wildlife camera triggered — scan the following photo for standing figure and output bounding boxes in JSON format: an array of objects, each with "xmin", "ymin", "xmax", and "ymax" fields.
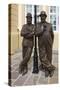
[
  {"xmin": 19, "ymin": 13, "xmax": 34, "ymax": 75},
  {"xmin": 35, "ymin": 11, "xmax": 55, "ymax": 77}
]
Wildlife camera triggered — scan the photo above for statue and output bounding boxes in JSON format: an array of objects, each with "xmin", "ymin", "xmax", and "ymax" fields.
[
  {"xmin": 35, "ymin": 11, "xmax": 56, "ymax": 77},
  {"xmin": 19, "ymin": 13, "xmax": 34, "ymax": 75}
]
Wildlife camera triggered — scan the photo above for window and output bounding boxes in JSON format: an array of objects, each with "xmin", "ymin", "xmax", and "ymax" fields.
[
  {"xmin": 25, "ymin": 5, "xmax": 34, "ymax": 23},
  {"xmin": 49, "ymin": 6, "xmax": 59, "ymax": 31},
  {"xmin": 50, "ymin": 15, "xmax": 56, "ymax": 25},
  {"xmin": 50, "ymin": 6, "xmax": 56, "ymax": 13},
  {"xmin": 25, "ymin": 5, "xmax": 41, "ymax": 24},
  {"xmin": 26, "ymin": 5, "xmax": 32, "ymax": 13},
  {"xmin": 37, "ymin": 5, "xmax": 40, "ymax": 14}
]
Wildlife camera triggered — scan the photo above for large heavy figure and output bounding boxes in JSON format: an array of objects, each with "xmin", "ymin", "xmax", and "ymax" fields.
[
  {"xmin": 19, "ymin": 13, "xmax": 34, "ymax": 75},
  {"xmin": 35, "ymin": 11, "xmax": 55, "ymax": 77}
]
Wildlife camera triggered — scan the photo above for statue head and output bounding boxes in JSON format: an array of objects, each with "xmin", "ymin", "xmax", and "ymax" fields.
[
  {"xmin": 26, "ymin": 13, "xmax": 32, "ymax": 24},
  {"xmin": 39, "ymin": 11, "xmax": 47, "ymax": 23}
]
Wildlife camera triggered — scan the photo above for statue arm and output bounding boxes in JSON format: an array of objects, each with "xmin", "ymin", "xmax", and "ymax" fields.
[
  {"xmin": 26, "ymin": 31, "xmax": 34, "ymax": 38},
  {"xmin": 21, "ymin": 25, "xmax": 29, "ymax": 37},
  {"xmin": 35, "ymin": 28, "xmax": 44, "ymax": 36},
  {"xmin": 21, "ymin": 25, "xmax": 34, "ymax": 38},
  {"xmin": 25, "ymin": 26, "xmax": 35, "ymax": 38},
  {"xmin": 35, "ymin": 24, "xmax": 44, "ymax": 36},
  {"xmin": 50, "ymin": 25, "xmax": 54, "ymax": 43}
]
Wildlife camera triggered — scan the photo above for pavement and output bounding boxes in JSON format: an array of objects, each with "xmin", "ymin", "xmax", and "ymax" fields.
[{"xmin": 10, "ymin": 49, "xmax": 58, "ymax": 86}]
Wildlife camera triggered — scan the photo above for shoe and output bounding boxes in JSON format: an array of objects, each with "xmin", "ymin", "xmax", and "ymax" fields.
[
  {"xmin": 19, "ymin": 63, "xmax": 23, "ymax": 74},
  {"xmin": 49, "ymin": 68, "xmax": 56, "ymax": 77},
  {"xmin": 22, "ymin": 65, "xmax": 28, "ymax": 76},
  {"xmin": 49, "ymin": 70, "xmax": 54, "ymax": 77},
  {"xmin": 22, "ymin": 68, "xmax": 28, "ymax": 76},
  {"xmin": 45, "ymin": 70, "xmax": 49, "ymax": 77},
  {"xmin": 19, "ymin": 62, "xmax": 28, "ymax": 75},
  {"xmin": 39, "ymin": 64, "xmax": 45, "ymax": 72},
  {"xmin": 48, "ymin": 65, "xmax": 56, "ymax": 77}
]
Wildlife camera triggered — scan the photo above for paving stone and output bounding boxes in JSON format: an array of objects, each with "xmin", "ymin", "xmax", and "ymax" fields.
[
  {"xmin": 10, "ymin": 49, "xmax": 58, "ymax": 86},
  {"xmin": 48, "ymin": 76, "xmax": 58, "ymax": 84},
  {"xmin": 13, "ymin": 71, "xmax": 31, "ymax": 86},
  {"xmin": 11, "ymin": 71, "xmax": 19, "ymax": 79}
]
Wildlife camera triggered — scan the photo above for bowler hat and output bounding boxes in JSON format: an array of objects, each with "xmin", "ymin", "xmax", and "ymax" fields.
[
  {"xmin": 39, "ymin": 11, "xmax": 47, "ymax": 17},
  {"xmin": 26, "ymin": 13, "xmax": 32, "ymax": 18}
]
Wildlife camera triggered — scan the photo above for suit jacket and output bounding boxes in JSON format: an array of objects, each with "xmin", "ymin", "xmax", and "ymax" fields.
[
  {"xmin": 35, "ymin": 22, "xmax": 54, "ymax": 46},
  {"xmin": 21, "ymin": 24, "xmax": 34, "ymax": 47}
]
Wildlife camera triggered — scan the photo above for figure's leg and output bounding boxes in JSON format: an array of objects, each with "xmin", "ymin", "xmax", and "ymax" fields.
[
  {"xmin": 41, "ymin": 32, "xmax": 52, "ymax": 61},
  {"xmin": 44, "ymin": 34, "xmax": 56, "ymax": 77},
  {"xmin": 48, "ymin": 65, "xmax": 56, "ymax": 77},
  {"xmin": 38, "ymin": 32, "xmax": 55, "ymax": 77},
  {"xmin": 19, "ymin": 46, "xmax": 33, "ymax": 75},
  {"xmin": 39, "ymin": 45, "xmax": 51, "ymax": 77},
  {"xmin": 39, "ymin": 46, "xmax": 47, "ymax": 72},
  {"xmin": 19, "ymin": 46, "xmax": 27, "ymax": 74},
  {"xmin": 38, "ymin": 34, "xmax": 49, "ymax": 71},
  {"xmin": 44, "ymin": 36, "xmax": 52, "ymax": 64},
  {"xmin": 45, "ymin": 68, "xmax": 49, "ymax": 77},
  {"xmin": 22, "ymin": 46, "xmax": 28, "ymax": 75}
]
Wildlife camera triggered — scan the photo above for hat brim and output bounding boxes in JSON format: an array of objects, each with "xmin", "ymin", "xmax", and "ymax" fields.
[
  {"xmin": 40, "ymin": 14, "xmax": 47, "ymax": 17},
  {"xmin": 26, "ymin": 16, "xmax": 32, "ymax": 18}
]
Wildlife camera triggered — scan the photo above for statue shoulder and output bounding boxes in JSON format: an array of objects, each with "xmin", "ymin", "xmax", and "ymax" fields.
[
  {"xmin": 22, "ymin": 24, "xmax": 27, "ymax": 27},
  {"xmin": 21, "ymin": 24, "xmax": 27, "ymax": 31},
  {"xmin": 36, "ymin": 22, "xmax": 41, "ymax": 26},
  {"xmin": 37, "ymin": 22, "xmax": 41, "ymax": 25},
  {"xmin": 46, "ymin": 22, "xmax": 52, "ymax": 28},
  {"xmin": 46, "ymin": 22, "xmax": 52, "ymax": 26},
  {"xmin": 31, "ymin": 24, "xmax": 34, "ymax": 26},
  {"xmin": 22, "ymin": 24, "xmax": 28, "ymax": 29},
  {"xmin": 31, "ymin": 24, "xmax": 35, "ymax": 29}
]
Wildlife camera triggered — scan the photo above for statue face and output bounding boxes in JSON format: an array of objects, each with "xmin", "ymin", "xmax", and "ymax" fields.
[
  {"xmin": 40, "ymin": 15, "xmax": 46, "ymax": 23},
  {"xmin": 27, "ymin": 17, "xmax": 32, "ymax": 24}
]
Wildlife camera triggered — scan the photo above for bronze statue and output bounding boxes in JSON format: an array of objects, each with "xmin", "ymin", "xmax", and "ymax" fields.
[
  {"xmin": 35, "ymin": 11, "xmax": 56, "ymax": 77},
  {"xmin": 19, "ymin": 13, "xmax": 34, "ymax": 75}
]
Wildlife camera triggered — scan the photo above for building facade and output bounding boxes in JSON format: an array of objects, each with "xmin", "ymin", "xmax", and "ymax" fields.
[{"xmin": 9, "ymin": 4, "xmax": 59, "ymax": 54}]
